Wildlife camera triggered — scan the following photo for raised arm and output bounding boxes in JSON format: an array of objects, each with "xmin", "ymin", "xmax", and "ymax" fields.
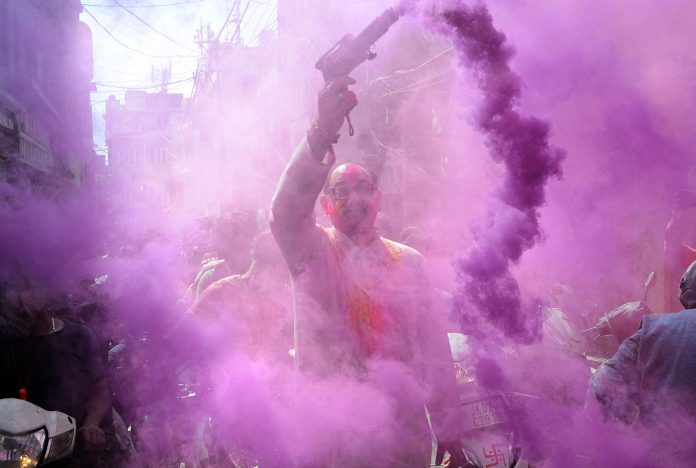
[{"xmin": 270, "ymin": 76, "xmax": 358, "ymax": 272}]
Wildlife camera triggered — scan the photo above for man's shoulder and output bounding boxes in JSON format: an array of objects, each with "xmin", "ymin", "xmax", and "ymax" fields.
[
  {"xmin": 198, "ymin": 274, "xmax": 246, "ymax": 299},
  {"xmin": 215, "ymin": 273, "xmax": 246, "ymax": 285},
  {"xmin": 61, "ymin": 319, "xmax": 96, "ymax": 337},
  {"xmin": 644, "ymin": 309, "xmax": 696, "ymax": 327},
  {"xmin": 53, "ymin": 320, "xmax": 99, "ymax": 352},
  {"xmin": 380, "ymin": 237, "xmax": 425, "ymax": 262}
]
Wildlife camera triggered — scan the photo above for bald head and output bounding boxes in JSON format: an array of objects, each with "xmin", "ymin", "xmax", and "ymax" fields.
[
  {"xmin": 320, "ymin": 163, "xmax": 381, "ymax": 238},
  {"xmin": 324, "ymin": 163, "xmax": 377, "ymax": 195}
]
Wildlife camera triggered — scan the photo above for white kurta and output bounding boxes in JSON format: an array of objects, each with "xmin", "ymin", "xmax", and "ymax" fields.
[{"xmin": 270, "ymin": 138, "xmax": 461, "ymax": 465}]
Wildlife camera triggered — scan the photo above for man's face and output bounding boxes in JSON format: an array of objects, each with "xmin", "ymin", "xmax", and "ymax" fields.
[{"xmin": 321, "ymin": 164, "xmax": 381, "ymax": 236}]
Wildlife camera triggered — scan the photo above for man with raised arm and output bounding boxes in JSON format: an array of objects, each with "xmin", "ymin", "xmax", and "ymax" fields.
[{"xmin": 270, "ymin": 76, "xmax": 463, "ymax": 466}]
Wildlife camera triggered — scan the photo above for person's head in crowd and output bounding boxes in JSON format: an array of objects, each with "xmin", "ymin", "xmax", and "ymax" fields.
[
  {"xmin": 679, "ymin": 260, "xmax": 696, "ymax": 310},
  {"xmin": 214, "ymin": 209, "xmax": 257, "ymax": 270},
  {"xmin": 320, "ymin": 163, "xmax": 381, "ymax": 238},
  {"xmin": 74, "ymin": 278, "xmax": 118, "ymax": 349},
  {"xmin": 181, "ymin": 216, "xmax": 215, "ymax": 265},
  {"xmin": 250, "ymin": 230, "xmax": 284, "ymax": 272},
  {"xmin": 0, "ymin": 279, "xmax": 56, "ymax": 337}
]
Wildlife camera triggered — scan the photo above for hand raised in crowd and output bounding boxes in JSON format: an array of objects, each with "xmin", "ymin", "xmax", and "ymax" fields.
[{"xmin": 317, "ymin": 75, "xmax": 358, "ymax": 136}]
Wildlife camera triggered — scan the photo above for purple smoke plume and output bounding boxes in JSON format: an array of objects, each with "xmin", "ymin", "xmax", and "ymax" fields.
[
  {"xmin": 5, "ymin": 0, "xmax": 696, "ymax": 466},
  {"xmin": 0, "ymin": 178, "xmax": 105, "ymax": 294},
  {"xmin": 422, "ymin": 1, "xmax": 566, "ymax": 342}
]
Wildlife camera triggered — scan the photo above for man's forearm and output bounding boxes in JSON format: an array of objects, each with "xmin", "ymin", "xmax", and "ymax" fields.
[
  {"xmin": 271, "ymin": 139, "xmax": 331, "ymax": 223},
  {"xmin": 270, "ymin": 77, "xmax": 355, "ymax": 270},
  {"xmin": 271, "ymin": 137, "xmax": 332, "ymax": 227},
  {"xmin": 271, "ymin": 76, "xmax": 356, "ymax": 231},
  {"xmin": 270, "ymin": 137, "xmax": 333, "ymax": 273}
]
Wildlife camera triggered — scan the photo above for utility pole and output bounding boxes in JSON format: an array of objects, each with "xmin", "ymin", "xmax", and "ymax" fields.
[
  {"xmin": 151, "ymin": 64, "xmax": 172, "ymax": 93},
  {"xmin": 227, "ymin": 0, "xmax": 242, "ymax": 43},
  {"xmin": 193, "ymin": 23, "xmax": 215, "ymax": 98}
]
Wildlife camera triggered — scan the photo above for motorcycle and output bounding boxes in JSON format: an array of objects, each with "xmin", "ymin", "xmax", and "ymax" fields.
[
  {"xmin": 107, "ymin": 331, "xmax": 225, "ymax": 467},
  {"xmin": 434, "ymin": 333, "xmax": 532, "ymax": 468},
  {"xmin": 0, "ymin": 398, "xmax": 76, "ymax": 467}
]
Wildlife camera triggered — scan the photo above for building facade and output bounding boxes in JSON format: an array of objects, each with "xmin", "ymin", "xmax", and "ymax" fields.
[
  {"xmin": 105, "ymin": 90, "xmax": 187, "ymax": 208},
  {"xmin": 0, "ymin": 0, "xmax": 97, "ymax": 188}
]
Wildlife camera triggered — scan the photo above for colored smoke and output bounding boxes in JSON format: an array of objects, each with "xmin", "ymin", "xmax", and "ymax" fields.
[
  {"xmin": 3, "ymin": 0, "xmax": 696, "ymax": 466},
  {"xmin": 427, "ymin": 1, "xmax": 565, "ymax": 341}
]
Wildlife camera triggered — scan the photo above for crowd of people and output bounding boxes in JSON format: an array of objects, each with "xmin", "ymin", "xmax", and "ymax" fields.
[{"xmin": 1, "ymin": 76, "xmax": 696, "ymax": 468}]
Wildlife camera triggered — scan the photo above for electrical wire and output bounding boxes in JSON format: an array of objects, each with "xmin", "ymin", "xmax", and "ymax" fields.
[
  {"xmin": 216, "ymin": 0, "xmax": 252, "ymax": 42},
  {"xmin": 250, "ymin": 0, "xmax": 275, "ymax": 7},
  {"xmin": 244, "ymin": 3, "xmax": 274, "ymax": 37},
  {"xmin": 379, "ymin": 69, "xmax": 455, "ymax": 97},
  {"xmin": 165, "ymin": 78, "xmax": 196, "ymax": 92},
  {"xmin": 93, "ymin": 73, "xmax": 191, "ymax": 84},
  {"xmin": 369, "ymin": 129, "xmax": 405, "ymax": 153},
  {"xmin": 244, "ymin": 8, "xmax": 276, "ymax": 45},
  {"xmin": 94, "ymin": 77, "xmax": 194, "ymax": 90},
  {"xmin": 88, "ymin": 4, "xmax": 193, "ymax": 56},
  {"xmin": 94, "ymin": 64, "xmax": 156, "ymax": 76},
  {"xmin": 215, "ymin": 1, "xmax": 238, "ymax": 41},
  {"xmin": 371, "ymin": 46, "xmax": 454, "ymax": 84},
  {"xmin": 111, "ymin": 0, "xmax": 199, "ymax": 53},
  {"xmin": 91, "ymin": 90, "xmax": 129, "ymax": 95},
  {"xmin": 83, "ymin": 7, "xmax": 198, "ymax": 59},
  {"xmin": 82, "ymin": 1, "xmax": 202, "ymax": 7}
]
